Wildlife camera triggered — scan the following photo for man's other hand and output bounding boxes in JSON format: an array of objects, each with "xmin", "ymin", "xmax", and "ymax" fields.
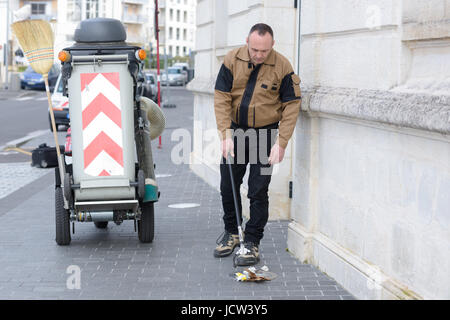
[
  {"xmin": 222, "ymin": 138, "xmax": 234, "ymax": 159},
  {"xmin": 268, "ymin": 143, "xmax": 285, "ymax": 165}
]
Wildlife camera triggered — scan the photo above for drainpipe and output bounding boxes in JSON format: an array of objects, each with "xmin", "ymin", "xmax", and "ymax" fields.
[
  {"xmin": 295, "ymin": 0, "xmax": 301, "ymax": 75},
  {"xmin": 5, "ymin": 0, "xmax": 10, "ymax": 89}
]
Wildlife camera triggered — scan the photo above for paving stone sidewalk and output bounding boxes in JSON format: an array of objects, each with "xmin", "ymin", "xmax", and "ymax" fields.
[
  {"xmin": 0, "ymin": 162, "xmax": 50, "ymax": 200},
  {"xmin": 0, "ymin": 87, "xmax": 355, "ymax": 300}
]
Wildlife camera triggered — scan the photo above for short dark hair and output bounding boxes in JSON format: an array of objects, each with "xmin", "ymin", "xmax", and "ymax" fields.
[{"xmin": 249, "ymin": 23, "xmax": 274, "ymax": 39}]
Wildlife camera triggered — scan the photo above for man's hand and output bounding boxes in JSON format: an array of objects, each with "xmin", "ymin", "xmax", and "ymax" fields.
[
  {"xmin": 222, "ymin": 138, "xmax": 234, "ymax": 159},
  {"xmin": 268, "ymin": 143, "xmax": 285, "ymax": 165}
]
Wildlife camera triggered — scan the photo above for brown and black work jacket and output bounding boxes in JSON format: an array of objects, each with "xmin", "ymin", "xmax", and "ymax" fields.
[{"xmin": 214, "ymin": 45, "xmax": 301, "ymax": 149}]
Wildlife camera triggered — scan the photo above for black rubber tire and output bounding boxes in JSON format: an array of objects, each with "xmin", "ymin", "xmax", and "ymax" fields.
[
  {"xmin": 63, "ymin": 173, "xmax": 73, "ymax": 205},
  {"xmin": 55, "ymin": 187, "xmax": 71, "ymax": 245},
  {"xmin": 138, "ymin": 202, "xmax": 154, "ymax": 243},
  {"xmin": 94, "ymin": 221, "xmax": 108, "ymax": 229},
  {"xmin": 137, "ymin": 169, "xmax": 145, "ymax": 200}
]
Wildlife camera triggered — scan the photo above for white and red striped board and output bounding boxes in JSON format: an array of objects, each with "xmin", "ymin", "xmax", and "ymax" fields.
[{"xmin": 80, "ymin": 72, "xmax": 124, "ymax": 177}]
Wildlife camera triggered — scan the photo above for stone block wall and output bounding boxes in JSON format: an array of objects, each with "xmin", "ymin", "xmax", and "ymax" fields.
[{"xmin": 287, "ymin": 0, "xmax": 450, "ymax": 299}]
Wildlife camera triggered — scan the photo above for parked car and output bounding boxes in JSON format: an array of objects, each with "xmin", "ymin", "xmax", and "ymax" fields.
[
  {"xmin": 20, "ymin": 64, "xmax": 60, "ymax": 90},
  {"xmin": 48, "ymin": 74, "xmax": 69, "ymax": 132},
  {"xmin": 172, "ymin": 62, "xmax": 189, "ymax": 73},
  {"xmin": 172, "ymin": 62, "xmax": 193, "ymax": 83},
  {"xmin": 142, "ymin": 72, "xmax": 162, "ymax": 103},
  {"xmin": 161, "ymin": 67, "xmax": 187, "ymax": 86}
]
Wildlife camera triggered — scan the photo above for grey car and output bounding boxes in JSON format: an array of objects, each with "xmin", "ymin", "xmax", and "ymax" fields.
[
  {"xmin": 142, "ymin": 72, "xmax": 162, "ymax": 103},
  {"xmin": 161, "ymin": 67, "xmax": 187, "ymax": 86}
]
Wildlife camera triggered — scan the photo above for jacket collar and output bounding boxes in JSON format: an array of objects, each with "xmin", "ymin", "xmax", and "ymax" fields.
[{"xmin": 237, "ymin": 45, "xmax": 276, "ymax": 66}]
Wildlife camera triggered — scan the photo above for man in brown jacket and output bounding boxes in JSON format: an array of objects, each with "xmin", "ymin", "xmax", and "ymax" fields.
[{"xmin": 213, "ymin": 23, "xmax": 301, "ymax": 266}]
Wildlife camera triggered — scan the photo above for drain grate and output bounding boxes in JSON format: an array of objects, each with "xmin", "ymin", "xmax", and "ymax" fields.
[{"xmin": 168, "ymin": 203, "xmax": 200, "ymax": 209}]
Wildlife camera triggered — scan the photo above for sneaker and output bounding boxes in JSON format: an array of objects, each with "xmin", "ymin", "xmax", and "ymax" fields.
[
  {"xmin": 213, "ymin": 231, "xmax": 240, "ymax": 258},
  {"xmin": 234, "ymin": 242, "xmax": 260, "ymax": 266}
]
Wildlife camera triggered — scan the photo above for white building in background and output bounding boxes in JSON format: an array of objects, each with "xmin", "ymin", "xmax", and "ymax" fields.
[
  {"xmin": 188, "ymin": 0, "xmax": 449, "ymax": 300},
  {"xmin": 54, "ymin": 0, "xmax": 148, "ymax": 54},
  {"xmin": 0, "ymin": 0, "xmax": 21, "ymax": 85},
  {"xmin": 148, "ymin": 0, "xmax": 196, "ymax": 58},
  {"xmin": 1, "ymin": 0, "xmax": 196, "ymax": 85},
  {"xmin": 0, "ymin": 0, "xmax": 150, "ymax": 85}
]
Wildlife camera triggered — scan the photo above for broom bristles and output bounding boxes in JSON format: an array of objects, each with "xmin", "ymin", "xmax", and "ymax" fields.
[{"xmin": 11, "ymin": 19, "xmax": 54, "ymax": 75}]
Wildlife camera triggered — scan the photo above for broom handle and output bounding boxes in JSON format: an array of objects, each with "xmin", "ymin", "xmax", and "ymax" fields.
[
  {"xmin": 43, "ymin": 74, "xmax": 61, "ymax": 157},
  {"xmin": 44, "ymin": 74, "xmax": 67, "ymax": 207}
]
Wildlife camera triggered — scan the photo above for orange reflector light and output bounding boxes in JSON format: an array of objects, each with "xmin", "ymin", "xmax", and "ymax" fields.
[
  {"xmin": 136, "ymin": 49, "xmax": 146, "ymax": 60},
  {"xmin": 58, "ymin": 50, "xmax": 71, "ymax": 62}
]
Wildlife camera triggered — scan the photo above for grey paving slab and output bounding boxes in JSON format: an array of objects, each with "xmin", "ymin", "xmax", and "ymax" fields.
[
  {"xmin": 0, "ymin": 162, "xmax": 49, "ymax": 200},
  {"xmin": 0, "ymin": 87, "xmax": 355, "ymax": 300}
]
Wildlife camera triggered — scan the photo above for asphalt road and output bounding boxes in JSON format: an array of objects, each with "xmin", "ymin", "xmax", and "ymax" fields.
[
  {"xmin": 0, "ymin": 89, "xmax": 53, "ymax": 163},
  {"xmin": 0, "ymin": 89, "xmax": 50, "ymax": 146}
]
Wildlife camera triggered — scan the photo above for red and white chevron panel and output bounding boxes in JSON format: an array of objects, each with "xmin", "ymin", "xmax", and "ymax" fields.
[{"xmin": 80, "ymin": 72, "xmax": 124, "ymax": 177}]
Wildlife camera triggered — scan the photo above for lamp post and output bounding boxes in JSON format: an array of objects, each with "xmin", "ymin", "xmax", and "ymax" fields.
[
  {"xmin": 154, "ymin": 0, "xmax": 162, "ymax": 148},
  {"xmin": 1, "ymin": 0, "xmax": 10, "ymax": 89}
]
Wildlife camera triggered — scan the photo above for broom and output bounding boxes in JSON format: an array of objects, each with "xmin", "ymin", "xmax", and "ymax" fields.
[{"xmin": 11, "ymin": 20, "xmax": 66, "ymax": 199}]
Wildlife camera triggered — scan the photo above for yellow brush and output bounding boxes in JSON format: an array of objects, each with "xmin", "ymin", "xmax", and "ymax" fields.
[{"xmin": 11, "ymin": 19, "xmax": 65, "ymax": 198}]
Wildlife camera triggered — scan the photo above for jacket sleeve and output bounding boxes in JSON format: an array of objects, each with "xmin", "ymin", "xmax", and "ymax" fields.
[
  {"xmin": 277, "ymin": 70, "xmax": 302, "ymax": 149},
  {"xmin": 214, "ymin": 56, "xmax": 234, "ymax": 140}
]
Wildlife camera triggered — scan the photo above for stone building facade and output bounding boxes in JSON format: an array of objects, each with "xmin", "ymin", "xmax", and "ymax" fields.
[{"xmin": 188, "ymin": 0, "xmax": 450, "ymax": 299}]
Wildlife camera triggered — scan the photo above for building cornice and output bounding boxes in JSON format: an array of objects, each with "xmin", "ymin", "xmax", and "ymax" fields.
[
  {"xmin": 187, "ymin": 79, "xmax": 450, "ymax": 135},
  {"xmin": 302, "ymin": 85, "xmax": 450, "ymax": 135}
]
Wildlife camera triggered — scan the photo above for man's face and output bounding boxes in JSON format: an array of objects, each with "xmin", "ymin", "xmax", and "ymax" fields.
[{"xmin": 246, "ymin": 31, "xmax": 274, "ymax": 65}]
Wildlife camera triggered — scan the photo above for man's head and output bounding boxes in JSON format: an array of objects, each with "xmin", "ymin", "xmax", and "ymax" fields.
[{"xmin": 246, "ymin": 23, "xmax": 275, "ymax": 65}]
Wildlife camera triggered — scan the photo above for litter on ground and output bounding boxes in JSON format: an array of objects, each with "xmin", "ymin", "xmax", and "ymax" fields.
[{"xmin": 233, "ymin": 266, "xmax": 277, "ymax": 282}]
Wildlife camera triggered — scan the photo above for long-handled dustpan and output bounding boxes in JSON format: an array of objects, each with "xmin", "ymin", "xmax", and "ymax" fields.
[
  {"xmin": 227, "ymin": 154, "xmax": 277, "ymax": 281},
  {"xmin": 11, "ymin": 19, "xmax": 66, "ymax": 203},
  {"xmin": 226, "ymin": 153, "xmax": 249, "ymax": 267}
]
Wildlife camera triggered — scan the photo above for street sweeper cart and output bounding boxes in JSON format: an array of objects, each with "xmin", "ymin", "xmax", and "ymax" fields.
[
  {"xmin": 59, "ymin": 18, "xmax": 166, "ymax": 245},
  {"xmin": 13, "ymin": 18, "xmax": 165, "ymax": 245}
]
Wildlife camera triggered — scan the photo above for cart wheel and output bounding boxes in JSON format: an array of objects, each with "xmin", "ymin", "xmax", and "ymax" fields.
[
  {"xmin": 138, "ymin": 201, "xmax": 154, "ymax": 243},
  {"xmin": 55, "ymin": 186, "xmax": 71, "ymax": 245},
  {"xmin": 94, "ymin": 221, "xmax": 108, "ymax": 229}
]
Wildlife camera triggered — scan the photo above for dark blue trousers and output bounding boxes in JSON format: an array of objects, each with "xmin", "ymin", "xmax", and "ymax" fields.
[{"xmin": 220, "ymin": 122, "xmax": 278, "ymax": 245}]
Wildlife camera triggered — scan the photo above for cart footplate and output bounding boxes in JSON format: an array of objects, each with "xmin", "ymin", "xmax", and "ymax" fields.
[{"xmin": 75, "ymin": 199, "xmax": 138, "ymax": 212}]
